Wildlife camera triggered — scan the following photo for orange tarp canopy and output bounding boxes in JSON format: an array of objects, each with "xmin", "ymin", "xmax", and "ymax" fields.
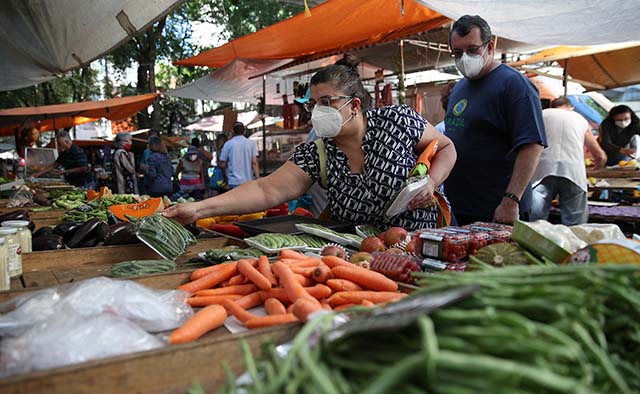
[
  {"xmin": 176, "ymin": 0, "xmax": 448, "ymax": 68},
  {"xmin": 511, "ymin": 43, "xmax": 640, "ymax": 90},
  {"xmin": 0, "ymin": 93, "xmax": 159, "ymax": 136}
]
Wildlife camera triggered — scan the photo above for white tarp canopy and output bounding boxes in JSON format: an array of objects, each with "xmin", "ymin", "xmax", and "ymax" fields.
[
  {"xmin": 415, "ymin": 0, "xmax": 640, "ymax": 46},
  {"xmin": 184, "ymin": 110, "xmax": 282, "ymax": 132},
  {"xmin": 0, "ymin": 0, "xmax": 183, "ymax": 91}
]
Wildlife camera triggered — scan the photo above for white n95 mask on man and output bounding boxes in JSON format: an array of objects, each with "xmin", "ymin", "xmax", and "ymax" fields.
[
  {"xmin": 455, "ymin": 52, "xmax": 486, "ymax": 79},
  {"xmin": 311, "ymin": 99, "xmax": 353, "ymax": 138}
]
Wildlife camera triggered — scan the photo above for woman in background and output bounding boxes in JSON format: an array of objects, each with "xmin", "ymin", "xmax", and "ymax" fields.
[
  {"xmin": 175, "ymin": 145, "xmax": 205, "ymax": 200},
  {"xmin": 113, "ymin": 132, "xmax": 138, "ymax": 194},
  {"xmin": 145, "ymin": 136, "xmax": 173, "ymax": 197},
  {"xmin": 599, "ymin": 105, "xmax": 640, "ymax": 166}
]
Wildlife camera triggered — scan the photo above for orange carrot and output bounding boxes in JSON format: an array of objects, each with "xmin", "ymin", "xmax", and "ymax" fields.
[
  {"xmin": 236, "ymin": 291, "xmax": 263, "ymax": 309},
  {"xmin": 286, "ymin": 303, "xmax": 295, "ymax": 314},
  {"xmin": 264, "ymin": 297, "xmax": 287, "ymax": 315},
  {"xmin": 326, "ymin": 279, "xmax": 364, "ymax": 292},
  {"xmin": 334, "ymin": 303, "xmax": 359, "ymax": 312},
  {"xmin": 331, "ymin": 265, "xmax": 398, "ymax": 292},
  {"xmin": 224, "ymin": 299, "xmax": 257, "ymax": 323},
  {"xmin": 193, "ymin": 284, "xmax": 258, "ymax": 297},
  {"xmin": 228, "ymin": 274, "xmax": 246, "ymax": 286},
  {"xmin": 169, "ymin": 304, "xmax": 227, "ymax": 344},
  {"xmin": 238, "ymin": 259, "xmax": 272, "ymax": 290},
  {"xmin": 220, "ymin": 280, "xmax": 230, "ymax": 287},
  {"xmin": 286, "ymin": 257, "xmax": 323, "ymax": 267},
  {"xmin": 272, "ymin": 262, "xmax": 319, "ymax": 303},
  {"xmin": 290, "ymin": 266, "xmax": 316, "ymax": 276},
  {"xmin": 244, "ymin": 314, "xmax": 299, "ymax": 329},
  {"xmin": 178, "ymin": 263, "xmax": 238, "ymax": 293},
  {"xmin": 328, "ymin": 291, "xmax": 406, "ymax": 307},
  {"xmin": 312, "ymin": 265, "xmax": 332, "ymax": 283},
  {"xmin": 279, "ymin": 249, "xmax": 307, "ymax": 260},
  {"xmin": 320, "ymin": 299, "xmax": 332, "ymax": 310},
  {"xmin": 187, "ymin": 294, "xmax": 242, "ymax": 307},
  {"xmin": 190, "ymin": 262, "xmax": 236, "ymax": 281},
  {"xmin": 294, "ymin": 274, "xmax": 313, "ymax": 287},
  {"xmin": 361, "ymin": 300, "xmax": 375, "ymax": 307},
  {"xmin": 260, "ymin": 284, "xmax": 332, "ymax": 303},
  {"xmin": 322, "ymin": 255, "xmax": 353, "ymax": 268},
  {"xmin": 292, "ymin": 298, "xmax": 323, "ymax": 322},
  {"xmin": 257, "ymin": 255, "xmax": 278, "ymax": 287}
]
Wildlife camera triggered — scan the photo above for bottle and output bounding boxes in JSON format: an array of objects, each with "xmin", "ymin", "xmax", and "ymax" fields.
[
  {"xmin": 2, "ymin": 220, "xmax": 32, "ymax": 254},
  {"xmin": 0, "ymin": 236, "xmax": 8, "ymax": 290},
  {"xmin": 0, "ymin": 227, "xmax": 21, "ymax": 278}
]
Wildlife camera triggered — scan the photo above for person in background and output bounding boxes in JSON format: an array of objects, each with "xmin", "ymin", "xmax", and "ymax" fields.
[
  {"xmin": 34, "ymin": 130, "xmax": 93, "ymax": 189},
  {"xmin": 139, "ymin": 130, "xmax": 159, "ymax": 194},
  {"xmin": 17, "ymin": 122, "xmax": 41, "ymax": 158},
  {"xmin": 144, "ymin": 136, "xmax": 173, "ymax": 197},
  {"xmin": 191, "ymin": 137, "xmax": 214, "ymax": 196},
  {"xmin": 434, "ymin": 81, "xmax": 457, "ymax": 134},
  {"xmin": 113, "ymin": 132, "xmax": 138, "ymax": 194},
  {"xmin": 219, "ymin": 122, "xmax": 260, "ymax": 189},
  {"xmin": 175, "ymin": 145, "xmax": 206, "ymax": 200},
  {"xmin": 443, "ymin": 15, "xmax": 547, "ymax": 225},
  {"xmin": 599, "ymin": 104, "xmax": 640, "ymax": 166},
  {"xmin": 164, "ymin": 61, "xmax": 457, "ymax": 231},
  {"xmin": 531, "ymin": 97, "xmax": 607, "ymax": 225}
]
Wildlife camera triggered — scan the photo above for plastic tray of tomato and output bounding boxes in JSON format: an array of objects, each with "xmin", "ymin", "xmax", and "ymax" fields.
[
  {"xmin": 463, "ymin": 222, "xmax": 513, "ymax": 244},
  {"xmin": 416, "ymin": 228, "xmax": 470, "ymax": 262}
]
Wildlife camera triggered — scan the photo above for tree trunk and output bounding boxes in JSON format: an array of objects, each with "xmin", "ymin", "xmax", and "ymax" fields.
[{"xmin": 136, "ymin": 17, "xmax": 166, "ymax": 130}]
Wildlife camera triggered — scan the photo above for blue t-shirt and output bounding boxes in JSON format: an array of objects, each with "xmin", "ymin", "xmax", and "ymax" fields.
[
  {"xmin": 219, "ymin": 135, "xmax": 258, "ymax": 187},
  {"xmin": 443, "ymin": 64, "xmax": 547, "ymax": 220},
  {"xmin": 146, "ymin": 151, "xmax": 174, "ymax": 196}
]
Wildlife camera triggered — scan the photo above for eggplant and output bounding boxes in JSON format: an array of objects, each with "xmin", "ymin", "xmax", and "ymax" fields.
[
  {"xmin": 0, "ymin": 210, "xmax": 29, "ymax": 223},
  {"xmin": 32, "ymin": 235, "xmax": 65, "ymax": 251},
  {"xmin": 104, "ymin": 222, "xmax": 140, "ymax": 246},
  {"xmin": 95, "ymin": 221, "xmax": 109, "ymax": 243},
  {"xmin": 65, "ymin": 218, "xmax": 105, "ymax": 248},
  {"xmin": 33, "ymin": 226, "xmax": 54, "ymax": 238},
  {"xmin": 27, "ymin": 220, "xmax": 35, "ymax": 232},
  {"xmin": 53, "ymin": 221, "xmax": 83, "ymax": 243}
]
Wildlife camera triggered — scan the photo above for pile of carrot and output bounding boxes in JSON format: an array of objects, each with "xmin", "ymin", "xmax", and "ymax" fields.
[{"xmin": 168, "ymin": 249, "xmax": 407, "ymax": 344}]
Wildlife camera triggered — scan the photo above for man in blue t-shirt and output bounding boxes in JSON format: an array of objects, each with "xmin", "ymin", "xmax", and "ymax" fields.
[
  {"xmin": 219, "ymin": 122, "xmax": 260, "ymax": 189},
  {"xmin": 443, "ymin": 15, "xmax": 547, "ymax": 225}
]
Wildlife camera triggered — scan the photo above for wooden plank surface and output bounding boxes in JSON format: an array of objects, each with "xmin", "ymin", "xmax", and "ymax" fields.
[
  {"xmin": 0, "ymin": 323, "xmax": 300, "ymax": 394},
  {"xmin": 588, "ymin": 178, "xmax": 640, "ymax": 191},
  {"xmin": 587, "ymin": 167, "xmax": 640, "ymax": 178}
]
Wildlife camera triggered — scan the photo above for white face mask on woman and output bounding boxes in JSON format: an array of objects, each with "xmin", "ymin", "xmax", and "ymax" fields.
[
  {"xmin": 455, "ymin": 52, "xmax": 486, "ymax": 79},
  {"xmin": 615, "ymin": 119, "xmax": 632, "ymax": 129},
  {"xmin": 311, "ymin": 99, "xmax": 353, "ymax": 138}
]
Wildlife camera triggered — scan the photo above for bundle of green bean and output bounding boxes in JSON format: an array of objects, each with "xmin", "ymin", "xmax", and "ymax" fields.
[
  {"xmin": 110, "ymin": 259, "xmax": 176, "ymax": 277},
  {"xmin": 222, "ymin": 264, "xmax": 640, "ymax": 394},
  {"xmin": 60, "ymin": 195, "xmax": 137, "ymax": 222},
  {"xmin": 136, "ymin": 214, "xmax": 196, "ymax": 260}
]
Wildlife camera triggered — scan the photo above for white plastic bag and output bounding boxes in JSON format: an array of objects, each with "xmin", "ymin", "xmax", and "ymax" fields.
[
  {"xmin": 386, "ymin": 176, "xmax": 430, "ymax": 218},
  {"xmin": 570, "ymin": 223, "xmax": 626, "ymax": 244},
  {"xmin": 0, "ymin": 309, "xmax": 163, "ymax": 377},
  {"xmin": 0, "ymin": 277, "xmax": 193, "ymax": 336},
  {"xmin": 527, "ymin": 220, "xmax": 587, "ymax": 253}
]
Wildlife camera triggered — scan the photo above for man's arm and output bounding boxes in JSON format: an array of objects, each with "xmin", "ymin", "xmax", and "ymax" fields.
[
  {"xmin": 584, "ymin": 129, "xmax": 607, "ymax": 169},
  {"xmin": 252, "ymin": 157, "xmax": 260, "ymax": 180},
  {"xmin": 33, "ymin": 162, "xmax": 59, "ymax": 177},
  {"xmin": 494, "ymin": 142, "xmax": 544, "ymax": 224}
]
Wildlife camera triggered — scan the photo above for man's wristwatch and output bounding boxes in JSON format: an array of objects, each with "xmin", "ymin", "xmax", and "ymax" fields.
[{"xmin": 503, "ymin": 192, "xmax": 520, "ymax": 204}]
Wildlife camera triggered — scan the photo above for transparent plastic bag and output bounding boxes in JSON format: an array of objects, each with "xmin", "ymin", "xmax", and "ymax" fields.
[
  {"xmin": 0, "ymin": 277, "xmax": 193, "ymax": 337},
  {"xmin": 527, "ymin": 220, "xmax": 587, "ymax": 253},
  {"xmin": 0, "ymin": 309, "xmax": 163, "ymax": 378},
  {"xmin": 570, "ymin": 223, "xmax": 626, "ymax": 244},
  {"xmin": 6, "ymin": 185, "xmax": 34, "ymax": 208}
]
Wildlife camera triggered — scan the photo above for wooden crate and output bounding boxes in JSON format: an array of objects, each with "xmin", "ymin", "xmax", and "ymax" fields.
[
  {"xmin": 0, "ymin": 208, "xmax": 65, "ymax": 229},
  {"xmin": 0, "ymin": 270, "xmax": 300, "ymax": 394}
]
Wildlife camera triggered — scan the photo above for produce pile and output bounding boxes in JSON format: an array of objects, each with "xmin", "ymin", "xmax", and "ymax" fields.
[
  {"xmin": 223, "ymin": 263, "xmax": 640, "ymax": 394},
  {"xmin": 60, "ymin": 194, "xmax": 137, "ymax": 222},
  {"xmin": 135, "ymin": 214, "xmax": 197, "ymax": 261},
  {"xmin": 168, "ymin": 249, "xmax": 407, "ymax": 344}
]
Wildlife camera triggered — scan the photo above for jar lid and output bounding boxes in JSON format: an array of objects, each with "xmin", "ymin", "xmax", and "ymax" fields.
[
  {"xmin": 0, "ymin": 227, "xmax": 17, "ymax": 234},
  {"xmin": 1, "ymin": 220, "xmax": 30, "ymax": 229}
]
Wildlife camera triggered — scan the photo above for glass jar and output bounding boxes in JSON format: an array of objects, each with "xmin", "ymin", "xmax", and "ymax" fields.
[
  {"xmin": 2, "ymin": 220, "xmax": 32, "ymax": 254},
  {"xmin": 0, "ymin": 227, "xmax": 21, "ymax": 278},
  {"xmin": 0, "ymin": 237, "xmax": 8, "ymax": 290}
]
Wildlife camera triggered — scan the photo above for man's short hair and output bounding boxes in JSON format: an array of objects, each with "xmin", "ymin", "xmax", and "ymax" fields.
[
  {"xmin": 232, "ymin": 122, "xmax": 245, "ymax": 135},
  {"xmin": 191, "ymin": 137, "xmax": 201, "ymax": 147},
  {"xmin": 56, "ymin": 130, "xmax": 71, "ymax": 141},
  {"xmin": 449, "ymin": 15, "xmax": 493, "ymax": 47},
  {"xmin": 551, "ymin": 96, "xmax": 573, "ymax": 108}
]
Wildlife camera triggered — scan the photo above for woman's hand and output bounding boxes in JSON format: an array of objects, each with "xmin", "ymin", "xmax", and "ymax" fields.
[
  {"xmin": 163, "ymin": 201, "xmax": 201, "ymax": 225},
  {"xmin": 407, "ymin": 177, "xmax": 435, "ymax": 210}
]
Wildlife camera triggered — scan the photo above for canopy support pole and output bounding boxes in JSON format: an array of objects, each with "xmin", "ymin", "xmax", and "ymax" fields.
[
  {"xmin": 261, "ymin": 75, "xmax": 267, "ymax": 177},
  {"xmin": 398, "ymin": 39, "xmax": 406, "ymax": 105},
  {"xmin": 563, "ymin": 60, "xmax": 569, "ymax": 97}
]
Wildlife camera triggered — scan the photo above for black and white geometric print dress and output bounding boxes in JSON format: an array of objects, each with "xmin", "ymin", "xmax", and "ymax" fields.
[{"xmin": 290, "ymin": 105, "xmax": 444, "ymax": 231}]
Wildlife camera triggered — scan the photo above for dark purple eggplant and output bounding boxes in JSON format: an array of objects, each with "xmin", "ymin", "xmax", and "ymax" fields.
[
  {"xmin": 33, "ymin": 226, "xmax": 54, "ymax": 238},
  {"xmin": 0, "ymin": 210, "xmax": 29, "ymax": 223},
  {"xmin": 95, "ymin": 221, "xmax": 109, "ymax": 243},
  {"xmin": 65, "ymin": 218, "xmax": 105, "ymax": 248},
  {"xmin": 32, "ymin": 235, "xmax": 65, "ymax": 251},
  {"xmin": 26, "ymin": 220, "xmax": 35, "ymax": 232},
  {"xmin": 53, "ymin": 222, "xmax": 83, "ymax": 243},
  {"xmin": 104, "ymin": 222, "xmax": 140, "ymax": 246}
]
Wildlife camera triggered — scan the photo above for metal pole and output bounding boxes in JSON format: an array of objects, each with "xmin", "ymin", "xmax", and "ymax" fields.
[
  {"xmin": 262, "ymin": 75, "xmax": 267, "ymax": 176},
  {"xmin": 399, "ymin": 39, "xmax": 406, "ymax": 105},
  {"xmin": 563, "ymin": 60, "xmax": 569, "ymax": 97}
]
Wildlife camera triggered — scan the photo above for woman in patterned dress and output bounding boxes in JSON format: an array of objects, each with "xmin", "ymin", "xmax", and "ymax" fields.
[{"xmin": 165, "ymin": 63, "xmax": 457, "ymax": 231}]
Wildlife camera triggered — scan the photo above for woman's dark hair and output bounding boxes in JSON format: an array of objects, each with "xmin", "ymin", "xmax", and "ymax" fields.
[
  {"xmin": 606, "ymin": 105, "xmax": 640, "ymax": 125},
  {"xmin": 449, "ymin": 15, "xmax": 493, "ymax": 47},
  {"xmin": 310, "ymin": 58, "xmax": 372, "ymax": 110},
  {"xmin": 148, "ymin": 136, "xmax": 166, "ymax": 153}
]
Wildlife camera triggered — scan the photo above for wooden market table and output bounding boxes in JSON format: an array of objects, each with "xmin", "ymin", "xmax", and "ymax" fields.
[
  {"xmin": 587, "ymin": 167, "xmax": 640, "ymax": 179},
  {"xmin": 0, "ymin": 270, "xmax": 301, "ymax": 394}
]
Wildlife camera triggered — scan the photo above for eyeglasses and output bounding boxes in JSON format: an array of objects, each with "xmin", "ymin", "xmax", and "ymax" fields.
[
  {"xmin": 303, "ymin": 95, "xmax": 353, "ymax": 112},
  {"xmin": 450, "ymin": 43, "xmax": 488, "ymax": 59}
]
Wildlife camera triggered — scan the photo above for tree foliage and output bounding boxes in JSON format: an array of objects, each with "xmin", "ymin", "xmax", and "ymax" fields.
[{"xmin": 209, "ymin": 0, "xmax": 303, "ymax": 40}]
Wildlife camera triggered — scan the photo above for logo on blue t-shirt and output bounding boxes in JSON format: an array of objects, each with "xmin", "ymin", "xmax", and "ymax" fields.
[{"xmin": 452, "ymin": 99, "xmax": 468, "ymax": 116}]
